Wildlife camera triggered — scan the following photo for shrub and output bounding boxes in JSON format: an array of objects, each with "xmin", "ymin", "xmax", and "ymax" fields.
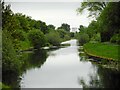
[
  {"xmin": 28, "ymin": 29, "xmax": 46, "ymax": 49},
  {"xmin": 91, "ymin": 33, "xmax": 101, "ymax": 42},
  {"xmin": 46, "ymin": 31, "xmax": 61, "ymax": 46},
  {"xmin": 64, "ymin": 34, "xmax": 70, "ymax": 41},
  {"xmin": 110, "ymin": 34, "xmax": 120, "ymax": 44},
  {"xmin": 12, "ymin": 29, "xmax": 26, "ymax": 41},
  {"xmin": 2, "ymin": 30, "xmax": 21, "ymax": 76},
  {"xmin": 78, "ymin": 33, "xmax": 89, "ymax": 45}
]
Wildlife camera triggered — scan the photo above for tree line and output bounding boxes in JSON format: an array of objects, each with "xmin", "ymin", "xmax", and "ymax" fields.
[
  {"xmin": 76, "ymin": 2, "xmax": 120, "ymax": 45},
  {"xmin": 1, "ymin": 1, "xmax": 73, "ymax": 85}
]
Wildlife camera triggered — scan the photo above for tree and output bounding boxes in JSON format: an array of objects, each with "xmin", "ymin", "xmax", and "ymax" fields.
[
  {"xmin": 86, "ymin": 21, "xmax": 98, "ymax": 38},
  {"xmin": 2, "ymin": 30, "xmax": 21, "ymax": 76},
  {"xmin": 28, "ymin": 30, "xmax": 46, "ymax": 49},
  {"xmin": 46, "ymin": 31, "xmax": 61, "ymax": 46},
  {"xmin": 97, "ymin": 2, "xmax": 120, "ymax": 42},
  {"xmin": 79, "ymin": 25, "xmax": 84, "ymax": 32},
  {"xmin": 39, "ymin": 21, "xmax": 49, "ymax": 34},
  {"xmin": 77, "ymin": 33, "xmax": 89, "ymax": 45},
  {"xmin": 57, "ymin": 29, "xmax": 67, "ymax": 38},
  {"xmin": 58, "ymin": 23, "xmax": 70, "ymax": 32},
  {"xmin": 15, "ymin": 13, "xmax": 30, "ymax": 32},
  {"xmin": 48, "ymin": 24, "xmax": 55, "ymax": 30},
  {"xmin": 77, "ymin": 2, "xmax": 107, "ymax": 17}
]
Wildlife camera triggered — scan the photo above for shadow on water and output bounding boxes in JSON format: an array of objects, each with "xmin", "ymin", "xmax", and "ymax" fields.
[
  {"xmin": 78, "ymin": 66, "xmax": 120, "ymax": 89},
  {"xmin": 2, "ymin": 49, "xmax": 48, "ymax": 88},
  {"xmin": 78, "ymin": 46, "xmax": 120, "ymax": 89}
]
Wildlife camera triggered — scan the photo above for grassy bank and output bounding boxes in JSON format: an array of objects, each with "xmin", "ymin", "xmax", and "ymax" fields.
[
  {"xmin": 84, "ymin": 43, "xmax": 119, "ymax": 61},
  {"xmin": 0, "ymin": 82, "xmax": 11, "ymax": 89}
]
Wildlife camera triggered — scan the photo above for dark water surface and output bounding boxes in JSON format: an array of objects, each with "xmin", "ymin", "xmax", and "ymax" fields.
[{"xmin": 3, "ymin": 39, "xmax": 120, "ymax": 88}]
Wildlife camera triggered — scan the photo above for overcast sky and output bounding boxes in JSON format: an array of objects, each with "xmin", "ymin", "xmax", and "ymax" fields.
[{"xmin": 5, "ymin": 0, "xmax": 92, "ymax": 29}]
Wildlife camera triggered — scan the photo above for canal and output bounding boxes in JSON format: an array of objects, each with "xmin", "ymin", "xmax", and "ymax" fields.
[{"xmin": 4, "ymin": 39, "xmax": 120, "ymax": 88}]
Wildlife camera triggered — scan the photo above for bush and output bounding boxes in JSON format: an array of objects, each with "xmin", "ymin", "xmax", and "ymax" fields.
[
  {"xmin": 110, "ymin": 34, "xmax": 120, "ymax": 44},
  {"xmin": 12, "ymin": 29, "xmax": 26, "ymax": 41},
  {"xmin": 2, "ymin": 30, "xmax": 21, "ymax": 76},
  {"xmin": 78, "ymin": 33, "xmax": 89, "ymax": 45},
  {"xmin": 64, "ymin": 34, "xmax": 70, "ymax": 41},
  {"xmin": 46, "ymin": 31, "xmax": 61, "ymax": 46},
  {"xmin": 90, "ymin": 33, "xmax": 101, "ymax": 42},
  {"xmin": 28, "ymin": 29, "xmax": 46, "ymax": 49}
]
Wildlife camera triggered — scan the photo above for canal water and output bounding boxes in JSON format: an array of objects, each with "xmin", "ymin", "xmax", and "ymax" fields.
[
  {"xmin": 4, "ymin": 39, "xmax": 120, "ymax": 88},
  {"xmin": 20, "ymin": 39, "xmax": 97, "ymax": 88}
]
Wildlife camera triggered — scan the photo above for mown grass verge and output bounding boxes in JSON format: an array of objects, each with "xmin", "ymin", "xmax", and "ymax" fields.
[{"xmin": 83, "ymin": 43, "xmax": 120, "ymax": 61}]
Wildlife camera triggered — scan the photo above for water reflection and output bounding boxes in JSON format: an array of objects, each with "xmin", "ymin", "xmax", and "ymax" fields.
[
  {"xmin": 79, "ymin": 47, "xmax": 120, "ymax": 89},
  {"xmin": 2, "ymin": 49, "xmax": 48, "ymax": 88},
  {"xmin": 78, "ymin": 66, "xmax": 120, "ymax": 88},
  {"xmin": 3, "ymin": 39, "xmax": 120, "ymax": 88}
]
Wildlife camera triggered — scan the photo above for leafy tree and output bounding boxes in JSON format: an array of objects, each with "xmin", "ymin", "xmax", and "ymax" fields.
[
  {"xmin": 28, "ymin": 30, "xmax": 46, "ymax": 49},
  {"xmin": 77, "ymin": 2, "xmax": 107, "ymax": 17},
  {"xmin": 57, "ymin": 29, "xmax": 67, "ymax": 38},
  {"xmin": 48, "ymin": 24, "xmax": 55, "ymax": 30},
  {"xmin": 70, "ymin": 32, "xmax": 75, "ymax": 38},
  {"xmin": 2, "ymin": 30, "xmax": 21, "ymax": 76},
  {"xmin": 110, "ymin": 34, "xmax": 120, "ymax": 44},
  {"xmin": 86, "ymin": 21, "xmax": 98, "ymax": 38},
  {"xmin": 46, "ymin": 31, "xmax": 61, "ymax": 46},
  {"xmin": 14, "ymin": 13, "xmax": 30, "ymax": 32},
  {"xmin": 39, "ymin": 21, "xmax": 48, "ymax": 34},
  {"xmin": 2, "ymin": 5, "xmax": 21, "ymax": 36},
  {"xmin": 97, "ymin": 2, "xmax": 120, "ymax": 42},
  {"xmin": 58, "ymin": 23, "xmax": 70, "ymax": 32},
  {"xmin": 78, "ymin": 25, "xmax": 86, "ymax": 33},
  {"xmin": 77, "ymin": 33, "xmax": 89, "ymax": 45}
]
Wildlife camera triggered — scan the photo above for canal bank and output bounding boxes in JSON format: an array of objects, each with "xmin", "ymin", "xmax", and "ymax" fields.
[
  {"xmin": 3, "ymin": 39, "xmax": 120, "ymax": 88},
  {"xmin": 83, "ymin": 43, "xmax": 120, "ymax": 71}
]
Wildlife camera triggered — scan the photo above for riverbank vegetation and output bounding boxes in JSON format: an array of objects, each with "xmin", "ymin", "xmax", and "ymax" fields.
[
  {"xmin": 84, "ymin": 43, "xmax": 119, "ymax": 61},
  {"xmin": 76, "ymin": 2, "xmax": 120, "ymax": 69},
  {"xmin": 1, "ymin": 1, "xmax": 72, "ymax": 88}
]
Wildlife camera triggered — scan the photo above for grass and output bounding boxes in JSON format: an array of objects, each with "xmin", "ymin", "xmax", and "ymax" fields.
[
  {"xmin": 84, "ymin": 43, "xmax": 119, "ymax": 61},
  {"xmin": 0, "ymin": 82, "xmax": 11, "ymax": 89}
]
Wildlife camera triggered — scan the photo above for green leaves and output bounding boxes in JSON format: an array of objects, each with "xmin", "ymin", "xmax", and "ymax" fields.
[
  {"xmin": 2, "ymin": 30, "xmax": 21, "ymax": 75},
  {"xmin": 58, "ymin": 23, "xmax": 70, "ymax": 32},
  {"xmin": 28, "ymin": 30, "xmax": 46, "ymax": 49},
  {"xmin": 46, "ymin": 31, "xmax": 61, "ymax": 46},
  {"xmin": 77, "ymin": 2, "xmax": 107, "ymax": 17}
]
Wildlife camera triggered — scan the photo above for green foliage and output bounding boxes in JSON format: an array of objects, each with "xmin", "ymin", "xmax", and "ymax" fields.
[
  {"xmin": 12, "ymin": 29, "xmax": 26, "ymax": 41},
  {"xmin": 77, "ymin": 33, "xmax": 89, "ymax": 45},
  {"xmin": 58, "ymin": 23, "xmax": 70, "ymax": 32},
  {"xmin": 28, "ymin": 30, "xmax": 46, "ymax": 49},
  {"xmin": 57, "ymin": 29, "xmax": 67, "ymax": 38},
  {"xmin": 48, "ymin": 24, "xmax": 55, "ymax": 30},
  {"xmin": 40, "ymin": 21, "xmax": 49, "ymax": 34},
  {"xmin": 86, "ymin": 21, "xmax": 98, "ymax": 38},
  {"xmin": 97, "ymin": 2, "xmax": 120, "ymax": 42},
  {"xmin": 77, "ymin": 2, "xmax": 107, "ymax": 17},
  {"xmin": 90, "ymin": 33, "xmax": 101, "ymax": 42},
  {"xmin": 19, "ymin": 40, "xmax": 31, "ymax": 50},
  {"xmin": 0, "ymin": 82, "xmax": 11, "ymax": 89},
  {"xmin": 70, "ymin": 32, "xmax": 74, "ymax": 38},
  {"xmin": 2, "ymin": 30, "xmax": 21, "ymax": 75},
  {"xmin": 84, "ymin": 43, "xmax": 119, "ymax": 60},
  {"xmin": 110, "ymin": 34, "xmax": 120, "ymax": 44},
  {"xmin": 15, "ymin": 13, "xmax": 30, "ymax": 32},
  {"xmin": 46, "ymin": 31, "xmax": 61, "ymax": 46},
  {"xmin": 64, "ymin": 34, "xmax": 70, "ymax": 41}
]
